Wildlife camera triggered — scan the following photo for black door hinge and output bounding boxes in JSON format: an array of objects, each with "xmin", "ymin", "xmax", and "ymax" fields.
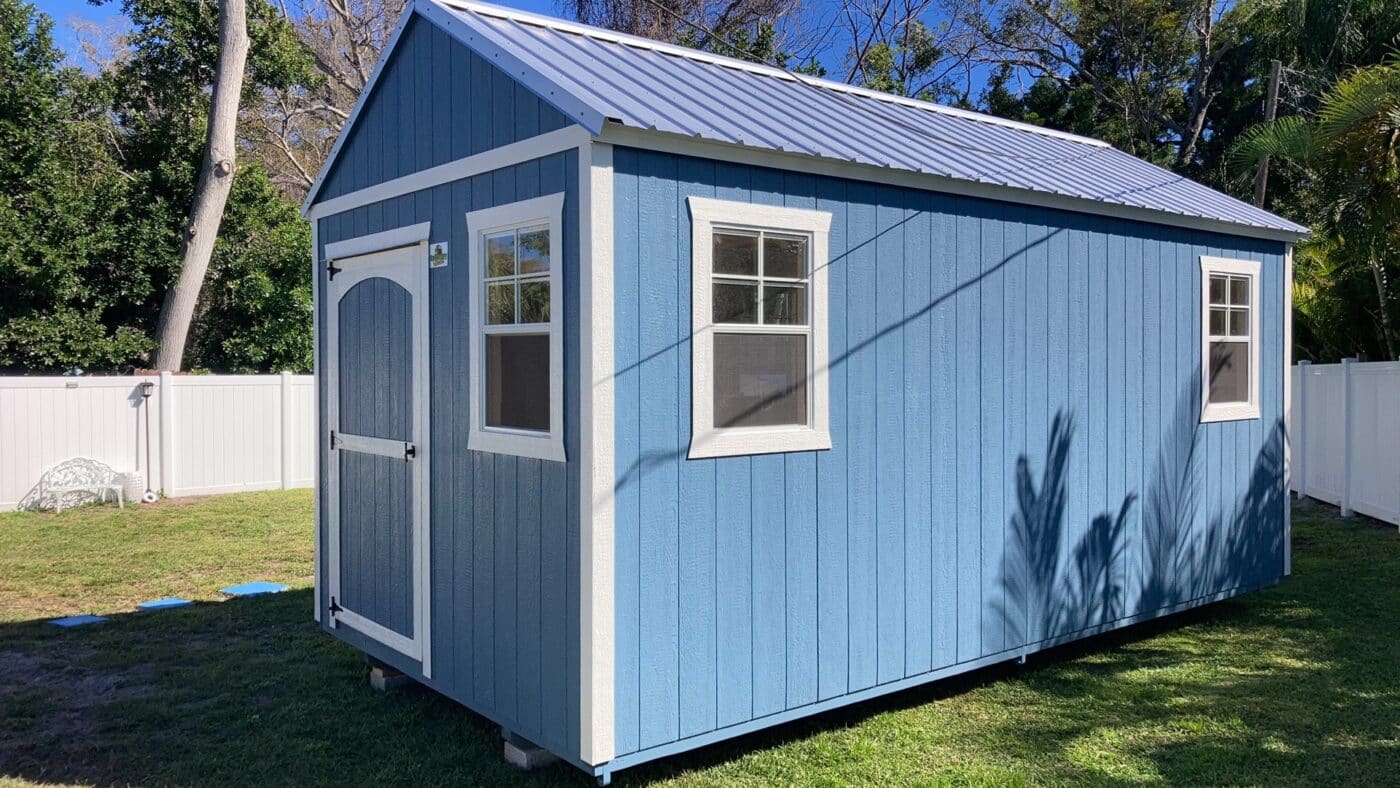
[
  {"xmin": 404, "ymin": 442, "xmax": 416, "ymax": 461},
  {"xmin": 329, "ymin": 430, "xmax": 340, "ymax": 450},
  {"xmin": 329, "ymin": 596, "xmax": 342, "ymax": 615},
  {"xmin": 326, "ymin": 260, "xmax": 341, "ymax": 281}
]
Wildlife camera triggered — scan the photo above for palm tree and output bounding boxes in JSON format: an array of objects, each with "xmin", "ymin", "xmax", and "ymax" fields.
[{"xmin": 1231, "ymin": 55, "xmax": 1400, "ymax": 359}]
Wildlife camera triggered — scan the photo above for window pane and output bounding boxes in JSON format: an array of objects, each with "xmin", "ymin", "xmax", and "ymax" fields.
[
  {"xmin": 762, "ymin": 283, "xmax": 807, "ymax": 325},
  {"xmin": 1230, "ymin": 276, "xmax": 1249, "ymax": 306},
  {"xmin": 486, "ymin": 333, "xmax": 550, "ymax": 431},
  {"xmin": 713, "ymin": 281, "xmax": 758, "ymax": 324},
  {"xmin": 487, "ymin": 232, "xmax": 515, "ymax": 278},
  {"xmin": 1208, "ymin": 275, "xmax": 1227, "ymax": 305},
  {"xmin": 763, "ymin": 235, "xmax": 807, "ymax": 279},
  {"xmin": 714, "ymin": 232, "xmax": 758, "ymax": 276},
  {"xmin": 518, "ymin": 226, "xmax": 550, "ymax": 274},
  {"xmin": 1208, "ymin": 341, "xmax": 1249, "ymax": 404},
  {"xmin": 520, "ymin": 279, "xmax": 550, "ymax": 323},
  {"xmin": 487, "ymin": 283, "xmax": 515, "ymax": 325},
  {"xmin": 1209, "ymin": 307, "xmax": 1228, "ymax": 337},
  {"xmin": 713, "ymin": 333, "xmax": 807, "ymax": 428},
  {"xmin": 1229, "ymin": 308, "xmax": 1249, "ymax": 337}
]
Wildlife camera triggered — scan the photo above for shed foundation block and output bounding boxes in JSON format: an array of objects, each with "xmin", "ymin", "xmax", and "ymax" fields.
[
  {"xmin": 503, "ymin": 732, "xmax": 558, "ymax": 771},
  {"xmin": 366, "ymin": 657, "xmax": 412, "ymax": 691}
]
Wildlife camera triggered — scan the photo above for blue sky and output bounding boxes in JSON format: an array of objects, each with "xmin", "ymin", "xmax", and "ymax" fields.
[
  {"xmin": 33, "ymin": 0, "xmax": 559, "ymax": 58},
  {"xmin": 33, "ymin": 0, "xmax": 994, "ymax": 97}
]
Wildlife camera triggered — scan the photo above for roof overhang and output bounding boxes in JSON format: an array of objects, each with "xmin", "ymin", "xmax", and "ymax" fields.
[{"xmin": 597, "ymin": 124, "xmax": 1311, "ymax": 244}]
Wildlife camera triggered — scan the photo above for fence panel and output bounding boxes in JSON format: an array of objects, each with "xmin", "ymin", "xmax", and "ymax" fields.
[
  {"xmin": 0, "ymin": 374, "xmax": 315, "ymax": 510},
  {"xmin": 1292, "ymin": 360, "xmax": 1400, "ymax": 526}
]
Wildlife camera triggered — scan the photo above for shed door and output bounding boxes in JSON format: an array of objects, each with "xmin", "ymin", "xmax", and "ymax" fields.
[{"xmin": 325, "ymin": 237, "xmax": 430, "ymax": 675}]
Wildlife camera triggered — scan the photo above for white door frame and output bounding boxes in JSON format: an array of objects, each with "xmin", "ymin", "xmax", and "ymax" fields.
[{"xmin": 324, "ymin": 224, "xmax": 432, "ymax": 677}]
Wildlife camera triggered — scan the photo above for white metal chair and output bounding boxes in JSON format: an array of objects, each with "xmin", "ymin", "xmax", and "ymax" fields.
[{"xmin": 29, "ymin": 458, "xmax": 125, "ymax": 513}]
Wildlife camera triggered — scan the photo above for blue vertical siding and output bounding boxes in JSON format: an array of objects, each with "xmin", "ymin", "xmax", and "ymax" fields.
[
  {"xmin": 612, "ymin": 148, "xmax": 1288, "ymax": 758},
  {"xmin": 316, "ymin": 148, "xmax": 582, "ymax": 758},
  {"xmin": 316, "ymin": 16, "xmax": 569, "ymax": 202},
  {"xmin": 814, "ymin": 178, "xmax": 849, "ymax": 702}
]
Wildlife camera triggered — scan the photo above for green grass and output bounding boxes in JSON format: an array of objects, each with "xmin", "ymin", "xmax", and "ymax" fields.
[
  {"xmin": 0, "ymin": 491, "xmax": 313, "ymax": 623},
  {"xmin": 0, "ymin": 493, "xmax": 1396, "ymax": 785}
]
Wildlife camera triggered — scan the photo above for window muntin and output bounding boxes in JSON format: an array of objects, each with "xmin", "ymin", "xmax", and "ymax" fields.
[
  {"xmin": 1200, "ymin": 257, "xmax": 1261, "ymax": 423},
  {"xmin": 466, "ymin": 193, "xmax": 565, "ymax": 462},
  {"xmin": 710, "ymin": 229, "xmax": 811, "ymax": 428},
  {"xmin": 1207, "ymin": 272, "xmax": 1251, "ymax": 405},
  {"xmin": 688, "ymin": 196, "xmax": 832, "ymax": 459}
]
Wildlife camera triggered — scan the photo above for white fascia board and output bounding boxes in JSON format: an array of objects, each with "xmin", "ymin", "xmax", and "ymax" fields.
[
  {"xmin": 599, "ymin": 125, "xmax": 1312, "ymax": 244},
  {"xmin": 417, "ymin": 0, "xmax": 606, "ymax": 134},
  {"xmin": 301, "ymin": 5, "xmax": 418, "ymax": 214}
]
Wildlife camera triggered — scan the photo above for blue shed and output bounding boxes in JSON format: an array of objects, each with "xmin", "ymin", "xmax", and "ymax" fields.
[{"xmin": 302, "ymin": 1, "xmax": 1309, "ymax": 781}]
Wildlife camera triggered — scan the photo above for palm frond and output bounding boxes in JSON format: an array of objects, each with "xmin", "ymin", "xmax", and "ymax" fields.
[
  {"xmin": 1227, "ymin": 115, "xmax": 1313, "ymax": 175},
  {"xmin": 1316, "ymin": 64, "xmax": 1400, "ymax": 142}
]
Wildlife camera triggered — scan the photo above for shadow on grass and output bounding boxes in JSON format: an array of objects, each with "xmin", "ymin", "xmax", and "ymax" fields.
[
  {"xmin": 0, "ymin": 591, "xmax": 589, "ymax": 786},
  {"xmin": 0, "ymin": 588, "xmax": 1240, "ymax": 787}
]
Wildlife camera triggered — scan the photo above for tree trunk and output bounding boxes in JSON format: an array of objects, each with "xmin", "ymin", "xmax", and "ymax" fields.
[
  {"xmin": 152, "ymin": 0, "xmax": 250, "ymax": 371},
  {"xmin": 1371, "ymin": 252, "xmax": 1397, "ymax": 360}
]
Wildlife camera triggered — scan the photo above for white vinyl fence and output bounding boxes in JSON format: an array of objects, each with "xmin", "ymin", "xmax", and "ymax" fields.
[
  {"xmin": 1291, "ymin": 360, "xmax": 1400, "ymax": 526},
  {"xmin": 0, "ymin": 373, "xmax": 315, "ymax": 511}
]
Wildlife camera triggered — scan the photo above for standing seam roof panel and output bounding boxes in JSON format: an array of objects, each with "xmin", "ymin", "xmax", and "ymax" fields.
[{"xmin": 419, "ymin": 0, "xmax": 1310, "ymax": 236}]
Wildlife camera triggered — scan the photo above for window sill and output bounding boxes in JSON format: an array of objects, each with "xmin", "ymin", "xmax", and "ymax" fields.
[
  {"xmin": 468, "ymin": 428, "xmax": 566, "ymax": 462},
  {"xmin": 1201, "ymin": 403, "xmax": 1260, "ymax": 423},
  {"xmin": 688, "ymin": 427, "xmax": 832, "ymax": 459}
]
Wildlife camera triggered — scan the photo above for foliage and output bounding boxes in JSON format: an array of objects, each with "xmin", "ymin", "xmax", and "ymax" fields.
[
  {"xmin": 1230, "ymin": 55, "xmax": 1400, "ymax": 359},
  {"xmin": 0, "ymin": 0, "xmax": 316, "ymax": 374},
  {"xmin": 853, "ymin": 19, "xmax": 952, "ymax": 100},
  {"xmin": 677, "ymin": 19, "xmax": 825, "ymax": 74},
  {"xmin": 0, "ymin": 0, "xmax": 153, "ymax": 372}
]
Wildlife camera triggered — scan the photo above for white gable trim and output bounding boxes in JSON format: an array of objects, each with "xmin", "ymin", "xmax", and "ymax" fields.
[
  {"xmin": 301, "ymin": 0, "xmax": 602, "ymax": 215},
  {"xmin": 307, "ymin": 126, "xmax": 588, "ymax": 219},
  {"xmin": 301, "ymin": 6, "xmax": 418, "ymax": 214}
]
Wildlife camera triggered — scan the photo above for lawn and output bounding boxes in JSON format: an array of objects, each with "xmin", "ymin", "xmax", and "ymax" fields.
[{"xmin": 0, "ymin": 492, "xmax": 1396, "ymax": 786}]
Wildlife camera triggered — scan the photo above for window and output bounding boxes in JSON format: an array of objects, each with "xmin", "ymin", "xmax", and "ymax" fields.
[
  {"xmin": 466, "ymin": 193, "xmax": 565, "ymax": 461},
  {"xmin": 1200, "ymin": 256, "xmax": 1261, "ymax": 423},
  {"xmin": 688, "ymin": 196, "xmax": 832, "ymax": 458}
]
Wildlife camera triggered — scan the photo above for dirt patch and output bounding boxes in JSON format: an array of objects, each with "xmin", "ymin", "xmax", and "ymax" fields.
[{"xmin": 0, "ymin": 647, "xmax": 154, "ymax": 780}]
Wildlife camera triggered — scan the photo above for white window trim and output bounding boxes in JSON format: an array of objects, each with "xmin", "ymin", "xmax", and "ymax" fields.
[
  {"xmin": 1200, "ymin": 255, "xmax": 1262, "ymax": 423},
  {"xmin": 688, "ymin": 196, "xmax": 832, "ymax": 459},
  {"xmin": 466, "ymin": 192, "xmax": 566, "ymax": 462}
]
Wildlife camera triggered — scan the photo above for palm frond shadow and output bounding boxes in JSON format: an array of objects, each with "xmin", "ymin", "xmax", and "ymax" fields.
[{"xmin": 998, "ymin": 370, "xmax": 1286, "ymax": 650}]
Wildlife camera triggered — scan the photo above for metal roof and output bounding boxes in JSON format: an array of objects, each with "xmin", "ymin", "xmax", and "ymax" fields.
[{"xmin": 402, "ymin": 0, "xmax": 1309, "ymax": 239}]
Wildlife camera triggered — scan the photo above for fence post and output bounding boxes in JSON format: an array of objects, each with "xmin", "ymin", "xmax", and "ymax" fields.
[
  {"xmin": 280, "ymin": 371, "xmax": 293, "ymax": 489},
  {"xmin": 1295, "ymin": 360, "xmax": 1309, "ymax": 501},
  {"xmin": 158, "ymin": 371, "xmax": 174, "ymax": 496},
  {"xmin": 1341, "ymin": 357, "xmax": 1354, "ymax": 518}
]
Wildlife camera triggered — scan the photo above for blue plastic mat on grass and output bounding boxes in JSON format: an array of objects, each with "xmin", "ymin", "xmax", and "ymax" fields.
[
  {"xmin": 220, "ymin": 581, "xmax": 288, "ymax": 597},
  {"xmin": 50, "ymin": 614, "xmax": 108, "ymax": 627},
  {"xmin": 137, "ymin": 597, "xmax": 193, "ymax": 610}
]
